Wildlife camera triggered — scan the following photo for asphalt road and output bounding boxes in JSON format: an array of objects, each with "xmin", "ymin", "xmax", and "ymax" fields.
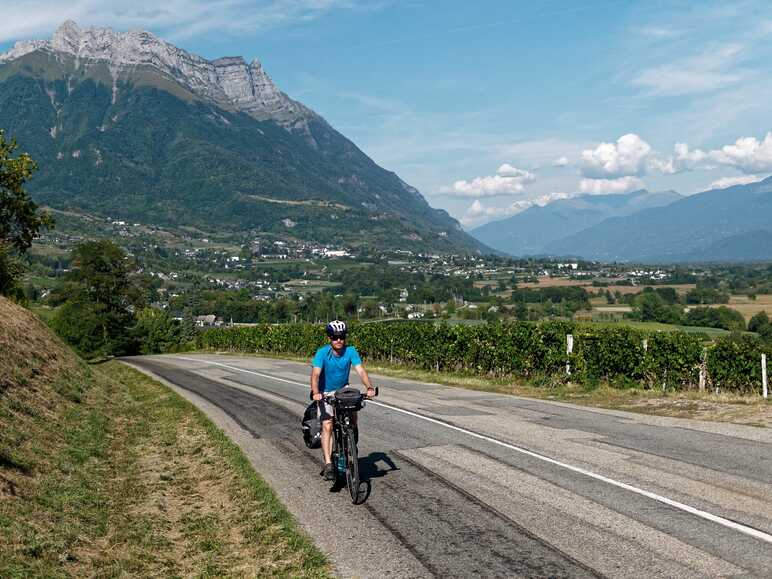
[{"xmin": 125, "ymin": 354, "xmax": 772, "ymax": 578}]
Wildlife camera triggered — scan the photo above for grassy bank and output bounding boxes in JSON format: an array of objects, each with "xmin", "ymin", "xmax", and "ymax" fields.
[{"xmin": 0, "ymin": 295, "xmax": 330, "ymax": 577}]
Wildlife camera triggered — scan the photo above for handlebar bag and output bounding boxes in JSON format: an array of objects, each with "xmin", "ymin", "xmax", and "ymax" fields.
[
  {"xmin": 301, "ymin": 402, "xmax": 322, "ymax": 449},
  {"xmin": 334, "ymin": 387, "xmax": 364, "ymax": 411}
]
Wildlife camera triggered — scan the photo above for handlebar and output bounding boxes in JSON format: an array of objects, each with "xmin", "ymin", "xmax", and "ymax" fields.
[{"xmin": 309, "ymin": 386, "xmax": 378, "ymax": 401}]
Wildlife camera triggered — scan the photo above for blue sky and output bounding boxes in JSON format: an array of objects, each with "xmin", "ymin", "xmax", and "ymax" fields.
[{"xmin": 3, "ymin": 1, "xmax": 772, "ymax": 228}]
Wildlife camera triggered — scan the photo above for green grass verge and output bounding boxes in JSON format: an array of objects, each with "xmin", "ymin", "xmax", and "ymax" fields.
[{"xmin": 0, "ymin": 361, "xmax": 330, "ymax": 577}]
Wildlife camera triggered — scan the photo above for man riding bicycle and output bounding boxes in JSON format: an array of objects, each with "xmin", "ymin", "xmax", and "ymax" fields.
[{"xmin": 310, "ymin": 320, "xmax": 375, "ymax": 481}]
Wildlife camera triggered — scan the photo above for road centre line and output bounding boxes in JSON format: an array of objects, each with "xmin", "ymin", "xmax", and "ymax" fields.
[{"xmin": 175, "ymin": 356, "xmax": 772, "ymax": 545}]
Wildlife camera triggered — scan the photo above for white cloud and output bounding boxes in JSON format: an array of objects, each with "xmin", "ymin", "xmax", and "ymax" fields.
[
  {"xmin": 632, "ymin": 44, "xmax": 747, "ymax": 96},
  {"xmin": 439, "ymin": 164, "xmax": 535, "ymax": 198},
  {"xmin": 578, "ymin": 176, "xmax": 644, "ymax": 195},
  {"xmin": 708, "ymin": 132, "xmax": 772, "ymax": 173},
  {"xmin": 709, "ymin": 174, "xmax": 767, "ymax": 189},
  {"xmin": 460, "ymin": 192, "xmax": 574, "ymax": 227},
  {"xmin": 651, "ymin": 133, "xmax": 772, "ymax": 176},
  {"xmin": 461, "ymin": 200, "xmax": 499, "ymax": 227},
  {"xmin": 529, "ymin": 191, "xmax": 573, "ymax": 206},
  {"xmin": 651, "ymin": 142, "xmax": 710, "ymax": 174},
  {"xmin": 496, "ymin": 163, "xmax": 532, "ymax": 178},
  {"xmin": 0, "ymin": 1, "xmax": 368, "ymax": 42},
  {"xmin": 552, "ymin": 156, "xmax": 569, "ymax": 167},
  {"xmin": 579, "ymin": 134, "xmax": 651, "ymax": 179}
]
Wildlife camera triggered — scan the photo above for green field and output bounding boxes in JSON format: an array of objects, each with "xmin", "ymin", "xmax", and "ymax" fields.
[{"xmin": 583, "ymin": 320, "xmax": 731, "ymax": 337}]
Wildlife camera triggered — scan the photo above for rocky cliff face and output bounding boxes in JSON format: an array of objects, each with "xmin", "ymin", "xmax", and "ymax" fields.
[
  {"xmin": 0, "ymin": 21, "xmax": 483, "ymax": 253},
  {"xmin": 0, "ymin": 21, "xmax": 315, "ymax": 131}
]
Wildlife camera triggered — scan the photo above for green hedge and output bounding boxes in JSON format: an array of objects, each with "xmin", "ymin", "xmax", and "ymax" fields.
[{"xmin": 198, "ymin": 321, "xmax": 771, "ymax": 394}]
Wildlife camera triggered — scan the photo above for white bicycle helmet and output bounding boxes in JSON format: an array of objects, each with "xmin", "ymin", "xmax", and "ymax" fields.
[{"xmin": 326, "ymin": 319, "xmax": 347, "ymax": 337}]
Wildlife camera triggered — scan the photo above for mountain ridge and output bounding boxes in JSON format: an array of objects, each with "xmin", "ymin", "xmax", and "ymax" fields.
[
  {"xmin": 543, "ymin": 178, "xmax": 772, "ymax": 262},
  {"xmin": 0, "ymin": 21, "xmax": 316, "ymax": 132},
  {"xmin": 470, "ymin": 189, "xmax": 683, "ymax": 256},
  {"xmin": 0, "ymin": 22, "xmax": 482, "ymax": 253}
]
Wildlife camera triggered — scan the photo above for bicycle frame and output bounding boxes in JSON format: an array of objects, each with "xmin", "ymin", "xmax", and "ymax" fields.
[
  {"xmin": 330, "ymin": 398, "xmax": 361, "ymax": 504},
  {"xmin": 320, "ymin": 386, "xmax": 377, "ymax": 504}
]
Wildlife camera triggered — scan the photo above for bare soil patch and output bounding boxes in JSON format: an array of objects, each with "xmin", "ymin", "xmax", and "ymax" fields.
[{"xmin": 612, "ymin": 395, "xmax": 772, "ymax": 427}]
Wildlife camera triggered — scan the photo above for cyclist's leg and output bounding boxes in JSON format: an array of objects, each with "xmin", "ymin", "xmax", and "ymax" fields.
[
  {"xmin": 319, "ymin": 395, "xmax": 336, "ymax": 479},
  {"xmin": 321, "ymin": 418, "xmax": 333, "ymax": 465}
]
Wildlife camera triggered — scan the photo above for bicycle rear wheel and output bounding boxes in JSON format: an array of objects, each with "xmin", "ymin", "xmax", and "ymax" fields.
[{"xmin": 344, "ymin": 428, "xmax": 360, "ymax": 503}]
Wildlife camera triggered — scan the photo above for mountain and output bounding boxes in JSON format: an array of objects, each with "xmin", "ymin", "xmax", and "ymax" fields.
[
  {"xmin": 544, "ymin": 178, "xmax": 772, "ymax": 262},
  {"xmin": 470, "ymin": 189, "xmax": 682, "ymax": 256},
  {"xmin": 679, "ymin": 230, "xmax": 772, "ymax": 262},
  {"xmin": 0, "ymin": 22, "xmax": 482, "ymax": 253}
]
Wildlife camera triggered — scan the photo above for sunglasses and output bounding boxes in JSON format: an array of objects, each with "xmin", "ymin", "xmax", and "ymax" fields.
[{"xmin": 331, "ymin": 334, "xmax": 347, "ymax": 341}]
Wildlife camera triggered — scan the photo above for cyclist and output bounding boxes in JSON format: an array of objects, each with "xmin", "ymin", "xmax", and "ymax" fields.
[{"xmin": 310, "ymin": 320, "xmax": 375, "ymax": 481}]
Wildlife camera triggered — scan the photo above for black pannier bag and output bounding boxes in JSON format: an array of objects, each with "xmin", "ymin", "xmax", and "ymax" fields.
[
  {"xmin": 301, "ymin": 402, "xmax": 322, "ymax": 449},
  {"xmin": 334, "ymin": 387, "xmax": 364, "ymax": 411}
]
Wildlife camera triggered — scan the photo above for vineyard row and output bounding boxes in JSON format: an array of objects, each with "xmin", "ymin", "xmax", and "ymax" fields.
[{"xmin": 198, "ymin": 321, "xmax": 771, "ymax": 394}]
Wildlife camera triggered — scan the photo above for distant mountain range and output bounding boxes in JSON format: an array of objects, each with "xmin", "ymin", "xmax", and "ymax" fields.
[
  {"xmin": 471, "ymin": 189, "xmax": 682, "ymax": 257},
  {"xmin": 471, "ymin": 178, "xmax": 772, "ymax": 262},
  {"xmin": 544, "ymin": 178, "xmax": 772, "ymax": 262},
  {"xmin": 0, "ymin": 21, "xmax": 483, "ymax": 253}
]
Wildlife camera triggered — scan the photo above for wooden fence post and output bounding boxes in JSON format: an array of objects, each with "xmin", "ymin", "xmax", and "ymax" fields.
[
  {"xmin": 763, "ymin": 354, "xmax": 768, "ymax": 400},
  {"xmin": 699, "ymin": 347, "xmax": 707, "ymax": 393},
  {"xmin": 566, "ymin": 334, "xmax": 574, "ymax": 376}
]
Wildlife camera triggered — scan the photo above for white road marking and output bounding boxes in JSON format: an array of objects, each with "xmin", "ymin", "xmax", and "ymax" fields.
[{"xmin": 174, "ymin": 356, "xmax": 772, "ymax": 545}]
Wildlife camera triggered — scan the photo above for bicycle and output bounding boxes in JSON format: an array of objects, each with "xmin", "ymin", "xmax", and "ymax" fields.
[{"xmin": 323, "ymin": 386, "xmax": 378, "ymax": 504}]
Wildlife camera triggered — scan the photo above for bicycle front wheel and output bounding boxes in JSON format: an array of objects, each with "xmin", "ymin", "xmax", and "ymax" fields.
[{"xmin": 345, "ymin": 428, "xmax": 360, "ymax": 503}]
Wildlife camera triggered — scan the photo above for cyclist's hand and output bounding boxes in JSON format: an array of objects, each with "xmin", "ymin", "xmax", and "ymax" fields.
[
  {"xmin": 365, "ymin": 386, "xmax": 376, "ymax": 398},
  {"xmin": 313, "ymin": 392, "xmax": 323, "ymax": 401}
]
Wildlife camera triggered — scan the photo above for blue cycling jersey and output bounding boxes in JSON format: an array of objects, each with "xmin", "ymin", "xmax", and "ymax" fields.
[{"xmin": 312, "ymin": 344, "xmax": 362, "ymax": 393}]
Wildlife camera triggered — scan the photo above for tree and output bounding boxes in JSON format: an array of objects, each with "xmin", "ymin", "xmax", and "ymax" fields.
[
  {"xmin": 684, "ymin": 306, "xmax": 746, "ymax": 332},
  {"xmin": 0, "ymin": 130, "xmax": 52, "ymax": 298},
  {"xmin": 748, "ymin": 311, "xmax": 769, "ymax": 333},
  {"xmin": 51, "ymin": 294, "xmax": 134, "ymax": 358},
  {"xmin": 0, "ymin": 244, "xmax": 26, "ymax": 299},
  {"xmin": 67, "ymin": 240, "xmax": 131, "ymax": 309},
  {"xmin": 132, "ymin": 308, "xmax": 182, "ymax": 354},
  {"xmin": 52, "ymin": 241, "xmax": 136, "ymax": 358},
  {"xmin": 632, "ymin": 291, "xmax": 682, "ymax": 324},
  {"xmin": 748, "ymin": 311, "xmax": 772, "ymax": 341}
]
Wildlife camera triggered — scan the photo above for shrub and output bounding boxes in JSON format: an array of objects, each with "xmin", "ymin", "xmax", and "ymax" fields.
[
  {"xmin": 707, "ymin": 334, "xmax": 771, "ymax": 393},
  {"xmin": 684, "ymin": 306, "xmax": 746, "ymax": 331},
  {"xmin": 641, "ymin": 332, "xmax": 703, "ymax": 389},
  {"xmin": 132, "ymin": 308, "xmax": 182, "ymax": 354}
]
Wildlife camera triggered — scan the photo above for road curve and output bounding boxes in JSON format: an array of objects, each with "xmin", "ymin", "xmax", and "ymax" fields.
[{"xmin": 125, "ymin": 354, "xmax": 772, "ymax": 578}]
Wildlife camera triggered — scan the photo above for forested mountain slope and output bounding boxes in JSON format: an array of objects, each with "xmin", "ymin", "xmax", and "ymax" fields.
[
  {"xmin": 544, "ymin": 178, "xmax": 772, "ymax": 262},
  {"xmin": 0, "ymin": 22, "xmax": 481, "ymax": 253}
]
